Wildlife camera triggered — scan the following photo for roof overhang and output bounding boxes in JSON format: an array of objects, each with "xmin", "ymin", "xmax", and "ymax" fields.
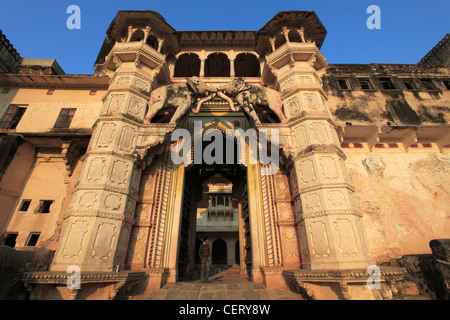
[{"xmin": 256, "ymin": 11, "xmax": 327, "ymax": 55}]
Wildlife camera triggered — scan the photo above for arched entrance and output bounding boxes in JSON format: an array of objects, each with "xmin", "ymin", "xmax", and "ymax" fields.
[
  {"xmin": 134, "ymin": 91, "xmax": 290, "ymax": 287},
  {"xmin": 174, "ymin": 116, "xmax": 254, "ymax": 282},
  {"xmin": 212, "ymin": 239, "xmax": 227, "ymax": 264}
]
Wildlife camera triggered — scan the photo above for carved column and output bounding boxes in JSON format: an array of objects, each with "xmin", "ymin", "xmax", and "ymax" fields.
[
  {"xmin": 199, "ymin": 50, "xmax": 206, "ymax": 78},
  {"xmin": 266, "ymin": 41, "xmax": 374, "ymax": 270},
  {"xmin": 229, "ymin": 50, "xmax": 236, "ymax": 78},
  {"xmin": 50, "ymin": 41, "xmax": 165, "ymax": 272}
]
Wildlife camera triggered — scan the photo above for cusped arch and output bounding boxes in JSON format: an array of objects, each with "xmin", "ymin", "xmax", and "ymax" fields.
[
  {"xmin": 234, "ymin": 53, "xmax": 260, "ymax": 77},
  {"xmin": 174, "ymin": 53, "xmax": 201, "ymax": 77},
  {"xmin": 288, "ymin": 29, "xmax": 303, "ymax": 43},
  {"xmin": 205, "ymin": 52, "xmax": 230, "ymax": 77},
  {"xmin": 146, "ymin": 34, "xmax": 159, "ymax": 51},
  {"xmin": 274, "ymin": 32, "xmax": 286, "ymax": 50},
  {"xmin": 130, "ymin": 29, "xmax": 145, "ymax": 42}
]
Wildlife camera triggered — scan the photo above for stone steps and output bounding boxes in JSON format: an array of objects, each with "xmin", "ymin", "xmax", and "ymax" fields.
[
  {"xmin": 126, "ymin": 279, "xmax": 305, "ymax": 300},
  {"xmin": 124, "ymin": 266, "xmax": 304, "ymax": 300}
]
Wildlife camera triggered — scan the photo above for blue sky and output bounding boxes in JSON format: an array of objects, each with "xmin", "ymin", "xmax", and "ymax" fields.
[{"xmin": 0, "ymin": 0, "xmax": 449, "ymax": 75}]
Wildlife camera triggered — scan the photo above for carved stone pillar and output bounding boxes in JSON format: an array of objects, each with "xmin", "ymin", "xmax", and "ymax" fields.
[
  {"xmin": 266, "ymin": 41, "xmax": 374, "ymax": 271},
  {"xmin": 229, "ymin": 51, "xmax": 236, "ymax": 78},
  {"xmin": 50, "ymin": 41, "xmax": 164, "ymax": 272},
  {"xmin": 199, "ymin": 50, "xmax": 206, "ymax": 77}
]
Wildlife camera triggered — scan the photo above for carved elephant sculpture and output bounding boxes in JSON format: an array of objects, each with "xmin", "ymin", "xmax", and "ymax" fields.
[
  {"xmin": 144, "ymin": 77, "xmax": 214, "ymax": 124},
  {"xmin": 216, "ymin": 78, "xmax": 287, "ymax": 124}
]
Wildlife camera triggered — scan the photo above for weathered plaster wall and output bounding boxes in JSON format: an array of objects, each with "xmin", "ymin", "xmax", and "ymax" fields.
[
  {"xmin": 345, "ymin": 149, "xmax": 450, "ymax": 260},
  {"xmin": 323, "ymin": 64, "xmax": 450, "ymax": 127},
  {"xmin": 0, "ymin": 141, "xmax": 35, "ymax": 232},
  {"xmin": 0, "ymin": 88, "xmax": 106, "ymax": 132},
  {"xmin": 4, "ymin": 158, "xmax": 68, "ymax": 247},
  {"xmin": 326, "ymin": 88, "xmax": 450, "ymax": 127}
]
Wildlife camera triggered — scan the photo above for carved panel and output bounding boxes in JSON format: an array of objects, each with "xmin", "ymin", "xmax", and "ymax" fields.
[
  {"xmin": 115, "ymin": 76, "xmax": 131, "ymax": 85},
  {"xmin": 297, "ymin": 159, "xmax": 316, "ymax": 185},
  {"xmin": 134, "ymin": 79, "xmax": 150, "ymax": 92},
  {"xmin": 118, "ymin": 126, "xmax": 137, "ymax": 153},
  {"xmin": 87, "ymin": 158, "xmax": 107, "ymax": 182},
  {"xmin": 126, "ymin": 226, "xmax": 149, "ymax": 267},
  {"xmin": 139, "ymin": 173, "xmax": 157, "ymax": 200},
  {"xmin": 286, "ymin": 96, "xmax": 301, "ymax": 116},
  {"xmin": 309, "ymin": 221, "xmax": 330, "ymax": 258},
  {"xmin": 310, "ymin": 122, "xmax": 329, "ymax": 144},
  {"xmin": 111, "ymin": 160, "xmax": 130, "ymax": 186},
  {"xmin": 274, "ymin": 173, "xmax": 291, "ymax": 201},
  {"xmin": 79, "ymin": 192, "xmax": 98, "ymax": 209},
  {"xmin": 303, "ymin": 93, "xmax": 320, "ymax": 110},
  {"xmin": 298, "ymin": 76, "xmax": 313, "ymax": 84},
  {"xmin": 62, "ymin": 220, "xmax": 88, "ymax": 259},
  {"xmin": 334, "ymin": 219, "xmax": 359, "ymax": 257},
  {"xmin": 293, "ymin": 124, "xmax": 308, "ymax": 149},
  {"xmin": 319, "ymin": 156, "xmax": 339, "ymax": 180},
  {"xmin": 97, "ymin": 123, "xmax": 116, "ymax": 148},
  {"xmin": 277, "ymin": 202, "xmax": 294, "ymax": 221},
  {"xmin": 303, "ymin": 192, "xmax": 322, "ymax": 211},
  {"xmin": 327, "ymin": 190, "xmax": 346, "ymax": 208},
  {"xmin": 128, "ymin": 96, "xmax": 145, "ymax": 118},
  {"xmin": 280, "ymin": 226, "xmax": 300, "ymax": 264},
  {"xmin": 104, "ymin": 194, "xmax": 123, "ymax": 211},
  {"xmin": 92, "ymin": 222, "xmax": 117, "ymax": 260},
  {"xmin": 108, "ymin": 94, "xmax": 125, "ymax": 113},
  {"xmin": 134, "ymin": 202, "xmax": 152, "ymax": 224},
  {"xmin": 280, "ymin": 78, "xmax": 295, "ymax": 95}
]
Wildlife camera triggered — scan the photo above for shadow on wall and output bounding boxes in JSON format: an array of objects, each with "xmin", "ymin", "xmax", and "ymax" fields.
[
  {"xmin": 397, "ymin": 239, "xmax": 450, "ymax": 300},
  {"xmin": 0, "ymin": 245, "xmax": 53, "ymax": 299}
]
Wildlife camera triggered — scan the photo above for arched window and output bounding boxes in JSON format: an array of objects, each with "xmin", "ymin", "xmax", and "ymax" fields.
[
  {"xmin": 234, "ymin": 53, "xmax": 260, "ymax": 77},
  {"xmin": 274, "ymin": 33, "xmax": 286, "ymax": 50},
  {"xmin": 130, "ymin": 29, "xmax": 144, "ymax": 42},
  {"xmin": 146, "ymin": 34, "xmax": 158, "ymax": 51},
  {"xmin": 205, "ymin": 52, "xmax": 230, "ymax": 77},
  {"xmin": 174, "ymin": 53, "xmax": 201, "ymax": 77},
  {"xmin": 288, "ymin": 29, "xmax": 303, "ymax": 43}
]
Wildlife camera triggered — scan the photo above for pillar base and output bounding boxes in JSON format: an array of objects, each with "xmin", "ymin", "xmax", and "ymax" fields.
[
  {"xmin": 262, "ymin": 267, "xmax": 287, "ymax": 289},
  {"xmin": 143, "ymin": 268, "xmax": 167, "ymax": 292}
]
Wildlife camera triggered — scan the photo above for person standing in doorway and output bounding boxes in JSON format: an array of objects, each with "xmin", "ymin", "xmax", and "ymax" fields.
[{"xmin": 199, "ymin": 238, "xmax": 211, "ymax": 283}]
